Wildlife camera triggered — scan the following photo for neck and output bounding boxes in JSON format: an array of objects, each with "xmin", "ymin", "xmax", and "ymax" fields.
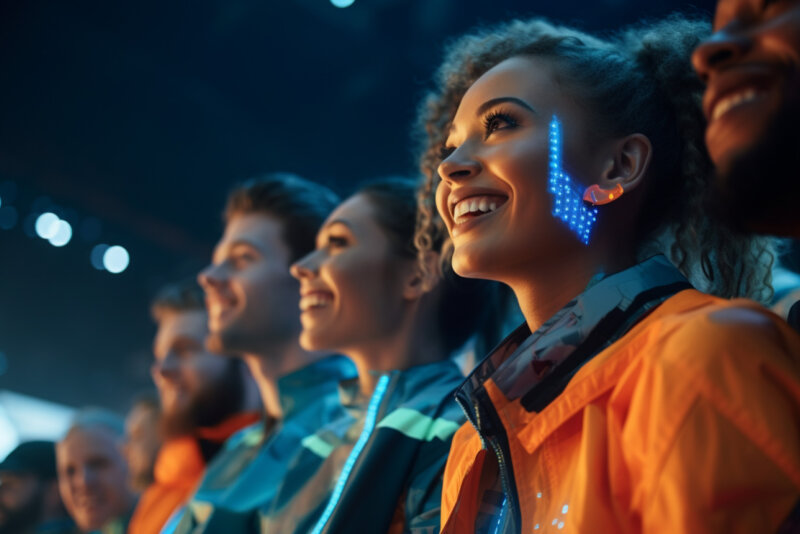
[
  {"xmin": 242, "ymin": 339, "xmax": 320, "ymax": 419},
  {"xmin": 505, "ymin": 241, "xmax": 635, "ymax": 333},
  {"xmin": 346, "ymin": 301, "xmax": 446, "ymax": 398}
]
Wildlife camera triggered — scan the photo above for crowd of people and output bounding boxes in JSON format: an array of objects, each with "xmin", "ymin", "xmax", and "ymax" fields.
[{"xmin": 2, "ymin": 0, "xmax": 800, "ymax": 532}]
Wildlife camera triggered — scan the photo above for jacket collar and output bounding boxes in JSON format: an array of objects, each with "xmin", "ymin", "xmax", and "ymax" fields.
[
  {"xmin": 277, "ymin": 355, "xmax": 356, "ymax": 419},
  {"xmin": 458, "ymin": 255, "xmax": 690, "ymax": 413}
]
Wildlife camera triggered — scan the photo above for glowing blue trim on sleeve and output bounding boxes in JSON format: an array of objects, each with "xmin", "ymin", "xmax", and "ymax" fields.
[
  {"xmin": 309, "ymin": 374, "xmax": 391, "ymax": 534},
  {"xmin": 548, "ymin": 116, "xmax": 598, "ymax": 245}
]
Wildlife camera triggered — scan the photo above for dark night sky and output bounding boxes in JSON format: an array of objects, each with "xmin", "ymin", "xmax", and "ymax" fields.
[{"xmin": 0, "ymin": 0, "xmax": 719, "ymax": 412}]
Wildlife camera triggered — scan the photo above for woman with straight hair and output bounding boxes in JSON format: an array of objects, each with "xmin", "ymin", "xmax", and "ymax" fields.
[{"xmin": 257, "ymin": 177, "xmax": 511, "ymax": 533}]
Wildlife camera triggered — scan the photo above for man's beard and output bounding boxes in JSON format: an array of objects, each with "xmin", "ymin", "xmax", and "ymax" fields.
[
  {"xmin": 160, "ymin": 359, "xmax": 245, "ymax": 438},
  {"xmin": 707, "ymin": 95, "xmax": 800, "ymax": 236},
  {"xmin": 0, "ymin": 481, "xmax": 44, "ymax": 534}
]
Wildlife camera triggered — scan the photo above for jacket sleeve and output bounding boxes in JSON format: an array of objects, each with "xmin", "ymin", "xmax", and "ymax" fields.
[{"xmin": 640, "ymin": 305, "xmax": 800, "ymax": 534}]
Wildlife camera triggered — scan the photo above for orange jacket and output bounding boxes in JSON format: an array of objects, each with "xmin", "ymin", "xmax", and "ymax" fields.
[
  {"xmin": 442, "ymin": 290, "xmax": 800, "ymax": 534},
  {"xmin": 127, "ymin": 412, "xmax": 259, "ymax": 534}
]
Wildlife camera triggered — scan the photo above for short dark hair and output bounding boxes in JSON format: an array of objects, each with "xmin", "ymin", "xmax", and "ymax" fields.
[
  {"xmin": 224, "ymin": 173, "xmax": 340, "ymax": 263},
  {"xmin": 150, "ymin": 278, "xmax": 205, "ymax": 322}
]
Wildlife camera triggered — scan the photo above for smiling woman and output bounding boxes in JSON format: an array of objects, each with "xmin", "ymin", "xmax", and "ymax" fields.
[
  {"xmin": 256, "ymin": 178, "xmax": 512, "ymax": 533},
  {"xmin": 415, "ymin": 14, "xmax": 800, "ymax": 534}
]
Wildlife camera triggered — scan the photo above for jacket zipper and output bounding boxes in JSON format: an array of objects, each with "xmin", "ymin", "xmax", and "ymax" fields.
[{"xmin": 455, "ymin": 390, "xmax": 520, "ymax": 533}]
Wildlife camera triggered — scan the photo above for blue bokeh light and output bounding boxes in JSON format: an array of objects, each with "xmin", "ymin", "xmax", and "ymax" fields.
[
  {"xmin": 90, "ymin": 244, "xmax": 109, "ymax": 270},
  {"xmin": 330, "ymin": 0, "xmax": 355, "ymax": 7},
  {"xmin": 0, "ymin": 206, "xmax": 18, "ymax": 230},
  {"xmin": 103, "ymin": 245, "xmax": 130, "ymax": 274}
]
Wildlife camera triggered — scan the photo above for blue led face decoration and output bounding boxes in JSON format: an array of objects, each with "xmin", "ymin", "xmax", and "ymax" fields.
[{"xmin": 548, "ymin": 116, "xmax": 598, "ymax": 245}]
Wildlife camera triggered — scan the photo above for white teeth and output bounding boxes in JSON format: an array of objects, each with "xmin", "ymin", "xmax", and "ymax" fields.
[
  {"xmin": 452, "ymin": 196, "xmax": 505, "ymax": 223},
  {"xmin": 712, "ymin": 88, "xmax": 761, "ymax": 121},
  {"xmin": 299, "ymin": 294, "xmax": 331, "ymax": 311}
]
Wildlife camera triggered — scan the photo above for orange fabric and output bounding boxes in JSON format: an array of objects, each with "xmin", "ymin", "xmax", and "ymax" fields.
[
  {"xmin": 127, "ymin": 412, "xmax": 260, "ymax": 534},
  {"xmin": 442, "ymin": 291, "xmax": 800, "ymax": 534}
]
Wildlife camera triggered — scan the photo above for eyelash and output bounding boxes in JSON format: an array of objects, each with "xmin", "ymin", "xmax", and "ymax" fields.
[
  {"xmin": 327, "ymin": 235, "xmax": 349, "ymax": 248},
  {"xmin": 482, "ymin": 109, "xmax": 519, "ymax": 137}
]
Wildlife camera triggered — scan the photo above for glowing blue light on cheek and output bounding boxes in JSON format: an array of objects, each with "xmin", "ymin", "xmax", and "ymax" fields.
[{"xmin": 548, "ymin": 116, "xmax": 598, "ymax": 245}]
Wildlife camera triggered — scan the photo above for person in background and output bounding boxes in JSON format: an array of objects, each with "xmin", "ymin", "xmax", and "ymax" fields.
[
  {"xmin": 0, "ymin": 440, "xmax": 77, "ymax": 534},
  {"xmin": 262, "ymin": 177, "xmax": 510, "ymax": 533},
  {"xmin": 127, "ymin": 279, "xmax": 261, "ymax": 534},
  {"xmin": 171, "ymin": 174, "xmax": 355, "ymax": 533},
  {"xmin": 417, "ymin": 13, "xmax": 799, "ymax": 533},
  {"xmin": 56, "ymin": 410, "xmax": 136, "ymax": 534},
  {"xmin": 692, "ymin": 0, "xmax": 800, "ymax": 237},
  {"xmin": 122, "ymin": 395, "xmax": 161, "ymax": 493}
]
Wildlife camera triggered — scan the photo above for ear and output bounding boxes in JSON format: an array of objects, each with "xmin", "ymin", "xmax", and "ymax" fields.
[
  {"xmin": 402, "ymin": 251, "xmax": 441, "ymax": 301},
  {"xmin": 598, "ymin": 133, "xmax": 652, "ymax": 193}
]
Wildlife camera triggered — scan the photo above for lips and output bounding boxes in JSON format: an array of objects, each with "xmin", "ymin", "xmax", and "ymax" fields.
[
  {"xmin": 205, "ymin": 292, "xmax": 237, "ymax": 327},
  {"xmin": 703, "ymin": 66, "xmax": 778, "ymax": 123},
  {"xmin": 452, "ymin": 194, "xmax": 508, "ymax": 224},
  {"xmin": 299, "ymin": 289, "xmax": 334, "ymax": 312}
]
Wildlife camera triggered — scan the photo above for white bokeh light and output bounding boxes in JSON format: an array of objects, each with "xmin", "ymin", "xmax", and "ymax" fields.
[
  {"xmin": 48, "ymin": 220, "xmax": 72, "ymax": 247},
  {"xmin": 103, "ymin": 245, "xmax": 130, "ymax": 274},
  {"xmin": 35, "ymin": 212, "xmax": 60, "ymax": 239}
]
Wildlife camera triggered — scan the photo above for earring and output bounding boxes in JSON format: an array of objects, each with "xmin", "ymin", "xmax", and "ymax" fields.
[{"xmin": 583, "ymin": 184, "xmax": 624, "ymax": 206}]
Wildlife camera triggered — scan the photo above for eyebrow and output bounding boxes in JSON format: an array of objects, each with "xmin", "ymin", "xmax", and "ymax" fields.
[
  {"xmin": 322, "ymin": 219, "xmax": 354, "ymax": 232},
  {"xmin": 212, "ymin": 239, "xmax": 259, "ymax": 263},
  {"xmin": 476, "ymin": 96, "xmax": 538, "ymax": 117}
]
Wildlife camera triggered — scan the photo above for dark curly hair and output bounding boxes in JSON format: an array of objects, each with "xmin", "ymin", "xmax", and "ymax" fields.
[{"xmin": 415, "ymin": 15, "xmax": 775, "ymax": 302}]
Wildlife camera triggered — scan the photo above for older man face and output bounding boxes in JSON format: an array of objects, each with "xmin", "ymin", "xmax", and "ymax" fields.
[{"xmin": 56, "ymin": 426, "xmax": 134, "ymax": 532}]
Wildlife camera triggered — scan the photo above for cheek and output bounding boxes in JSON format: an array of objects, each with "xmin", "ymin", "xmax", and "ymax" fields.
[{"xmin": 435, "ymin": 181, "xmax": 451, "ymax": 224}]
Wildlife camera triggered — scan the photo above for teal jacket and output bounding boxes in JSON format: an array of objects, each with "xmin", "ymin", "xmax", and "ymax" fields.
[
  {"xmin": 172, "ymin": 355, "xmax": 355, "ymax": 534},
  {"xmin": 259, "ymin": 358, "xmax": 466, "ymax": 534}
]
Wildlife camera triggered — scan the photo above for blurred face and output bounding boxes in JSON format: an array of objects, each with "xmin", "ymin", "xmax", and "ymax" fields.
[
  {"xmin": 693, "ymin": 0, "xmax": 800, "ymax": 168},
  {"xmin": 123, "ymin": 404, "xmax": 160, "ymax": 492},
  {"xmin": 290, "ymin": 195, "xmax": 413, "ymax": 353},
  {"xmin": 56, "ymin": 428, "xmax": 133, "ymax": 532},
  {"xmin": 436, "ymin": 56, "xmax": 611, "ymax": 281},
  {"xmin": 0, "ymin": 472, "xmax": 44, "ymax": 534},
  {"xmin": 152, "ymin": 309, "xmax": 242, "ymax": 436},
  {"xmin": 199, "ymin": 214, "xmax": 300, "ymax": 355}
]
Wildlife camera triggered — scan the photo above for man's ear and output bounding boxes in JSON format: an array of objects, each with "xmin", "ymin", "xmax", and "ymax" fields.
[
  {"xmin": 403, "ymin": 251, "xmax": 441, "ymax": 301},
  {"xmin": 597, "ymin": 133, "xmax": 652, "ymax": 194}
]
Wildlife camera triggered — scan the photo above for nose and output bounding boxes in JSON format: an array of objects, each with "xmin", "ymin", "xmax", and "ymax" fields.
[
  {"xmin": 152, "ymin": 352, "xmax": 180, "ymax": 381},
  {"xmin": 290, "ymin": 250, "xmax": 320, "ymax": 281},
  {"xmin": 437, "ymin": 145, "xmax": 482, "ymax": 185},
  {"xmin": 692, "ymin": 25, "xmax": 752, "ymax": 83},
  {"xmin": 197, "ymin": 262, "xmax": 225, "ymax": 292}
]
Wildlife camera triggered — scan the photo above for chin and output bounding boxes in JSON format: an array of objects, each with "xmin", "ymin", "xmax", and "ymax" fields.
[{"xmin": 450, "ymin": 245, "xmax": 498, "ymax": 281}]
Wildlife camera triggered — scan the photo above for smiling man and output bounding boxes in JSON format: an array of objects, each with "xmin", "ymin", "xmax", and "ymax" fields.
[
  {"xmin": 693, "ymin": 0, "xmax": 800, "ymax": 235},
  {"xmin": 170, "ymin": 174, "xmax": 354, "ymax": 534},
  {"xmin": 56, "ymin": 410, "xmax": 137, "ymax": 534},
  {"xmin": 127, "ymin": 280, "xmax": 261, "ymax": 534}
]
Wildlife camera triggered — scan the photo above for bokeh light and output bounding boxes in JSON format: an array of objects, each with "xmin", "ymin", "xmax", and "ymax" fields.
[
  {"xmin": 35, "ymin": 212, "xmax": 60, "ymax": 239},
  {"xmin": 330, "ymin": 0, "xmax": 356, "ymax": 7},
  {"xmin": 90, "ymin": 244, "xmax": 109, "ymax": 270},
  {"xmin": 0, "ymin": 206, "xmax": 18, "ymax": 230},
  {"xmin": 103, "ymin": 245, "xmax": 130, "ymax": 274},
  {"xmin": 48, "ymin": 220, "xmax": 72, "ymax": 247}
]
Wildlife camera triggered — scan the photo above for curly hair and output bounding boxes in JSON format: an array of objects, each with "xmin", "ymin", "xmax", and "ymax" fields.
[{"xmin": 414, "ymin": 15, "xmax": 775, "ymax": 302}]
